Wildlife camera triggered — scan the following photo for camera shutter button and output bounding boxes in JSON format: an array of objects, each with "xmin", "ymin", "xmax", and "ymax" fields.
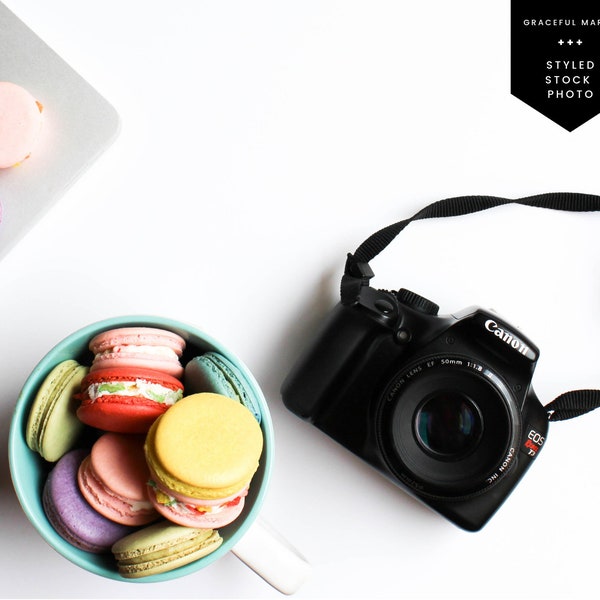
[{"xmin": 396, "ymin": 288, "xmax": 439, "ymax": 316}]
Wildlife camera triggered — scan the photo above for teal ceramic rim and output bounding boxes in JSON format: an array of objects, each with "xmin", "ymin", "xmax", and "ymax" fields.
[{"xmin": 8, "ymin": 315, "xmax": 274, "ymax": 583}]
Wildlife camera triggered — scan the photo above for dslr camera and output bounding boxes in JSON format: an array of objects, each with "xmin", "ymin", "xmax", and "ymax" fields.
[{"xmin": 282, "ymin": 283, "xmax": 549, "ymax": 531}]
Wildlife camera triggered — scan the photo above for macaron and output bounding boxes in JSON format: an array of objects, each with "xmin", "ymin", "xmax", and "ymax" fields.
[
  {"xmin": 147, "ymin": 481, "xmax": 249, "ymax": 529},
  {"xmin": 111, "ymin": 521, "xmax": 223, "ymax": 578},
  {"xmin": 43, "ymin": 449, "xmax": 132, "ymax": 553},
  {"xmin": 89, "ymin": 327, "xmax": 186, "ymax": 378},
  {"xmin": 76, "ymin": 367, "xmax": 184, "ymax": 433},
  {"xmin": 0, "ymin": 81, "xmax": 44, "ymax": 168},
  {"xmin": 26, "ymin": 359, "xmax": 89, "ymax": 462},
  {"xmin": 184, "ymin": 352, "xmax": 261, "ymax": 422},
  {"xmin": 77, "ymin": 433, "xmax": 159, "ymax": 526},
  {"xmin": 145, "ymin": 393, "xmax": 263, "ymax": 528}
]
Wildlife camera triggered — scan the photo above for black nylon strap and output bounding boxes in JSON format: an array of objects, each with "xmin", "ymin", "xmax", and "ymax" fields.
[
  {"xmin": 546, "ymin": 390, "xmax": 600, "ymax": 422},
  {"xmin": 345, "ymin": 192, "xmax": 600, "ymax": 276},
  {"xmin": 342, "ymin": 192, "xmax": 600, "ymax": 422}
]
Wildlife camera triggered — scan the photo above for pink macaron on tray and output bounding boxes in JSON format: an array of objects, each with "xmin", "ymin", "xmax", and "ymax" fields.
[{"xmin": 0, "ymin": 2, "xmax": 120, "ymax": 262}]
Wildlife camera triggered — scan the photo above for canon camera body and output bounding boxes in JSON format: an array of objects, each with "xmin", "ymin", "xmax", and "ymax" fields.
[{"xmin": 282, "ymin": 285, "xmax": 549, "ymax": 531}]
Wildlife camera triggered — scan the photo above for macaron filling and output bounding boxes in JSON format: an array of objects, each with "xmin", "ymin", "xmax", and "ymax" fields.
[
  {"xmin": 85, "ymin": 379, "xmax": 183, "ymax": 406},
  {"xmin": 149, "ymin": 481, "xmax": 247, "ymax": 516},
  {"xmin": 147, "ymin": 477, "xmax": 248, "ymax": 515},
  {"xmin": 94, "ymin": 345, "xmax": 181, "ymax": 361},
  {"xmin": 90, "ymin": 344, "xmax": 185, "ymax": 377}
]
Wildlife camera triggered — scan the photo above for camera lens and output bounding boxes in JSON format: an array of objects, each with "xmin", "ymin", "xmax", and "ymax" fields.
[
  {"xmin": 415, "ymin": 392, "xmax": 483, "ymax": 458},
  {"xmin": 376, "ymin": 356, "xmax": 521, "ymax": 498}
]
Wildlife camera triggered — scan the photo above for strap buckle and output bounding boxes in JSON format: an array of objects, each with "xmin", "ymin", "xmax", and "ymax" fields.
[{"xmin": 340, "ymin": 254, "xmax": 374, "ymax": 305}]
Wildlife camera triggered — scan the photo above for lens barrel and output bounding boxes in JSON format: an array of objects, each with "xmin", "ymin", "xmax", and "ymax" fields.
[{"xmin": 377, "ymin": 356, "xmax": 521, "ymax": 499}]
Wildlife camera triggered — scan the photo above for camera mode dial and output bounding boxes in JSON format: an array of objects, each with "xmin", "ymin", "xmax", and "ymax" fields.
[{"xmin": 396, "ymin": 288, "xmax": 439, "ymax": 316}]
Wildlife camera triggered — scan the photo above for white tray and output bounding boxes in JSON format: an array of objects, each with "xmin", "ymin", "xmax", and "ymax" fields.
[{"xmin": 0, "ymin": 2, "xmax": 120, "ymax": 261}]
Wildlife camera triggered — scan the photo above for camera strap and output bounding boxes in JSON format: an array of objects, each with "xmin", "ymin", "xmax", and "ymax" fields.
[{"xmin": 341, "ymin": 192, "xmax": 600, "ymax": 422}]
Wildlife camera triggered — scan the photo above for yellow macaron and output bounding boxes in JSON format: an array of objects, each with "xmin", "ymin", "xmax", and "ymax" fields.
[{"xmin": 145, "ymin": 393, "xmax": 263, "ymax": 502}]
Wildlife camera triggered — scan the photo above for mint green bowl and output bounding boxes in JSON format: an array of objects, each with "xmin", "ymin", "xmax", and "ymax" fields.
[{"xmin": 9, "ymin": 315, "xmax": 274, "ymax": 582}]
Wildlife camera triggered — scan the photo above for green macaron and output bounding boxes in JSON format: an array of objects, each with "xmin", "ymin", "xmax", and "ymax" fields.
[
  {"xmin": 26, "ymin": 359, "xmax": 89, "ymax": 462},
  {"xmin": 184, "ymin": 351, "xmax": 261, "ymax": 422},
  {"xmin": 111, "ymin": 521, "xmax": 223, "ymax": 578}
]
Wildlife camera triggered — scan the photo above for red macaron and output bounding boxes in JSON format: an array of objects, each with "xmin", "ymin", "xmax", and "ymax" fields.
[{"xmin": 77, "ymin": 367, "xmax": 184, "ymax": 434}]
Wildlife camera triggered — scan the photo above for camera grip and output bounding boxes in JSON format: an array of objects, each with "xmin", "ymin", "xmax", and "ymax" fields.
[{"xmin": 282, "ymin": 303, "xmax": 376, "ymax": 420}]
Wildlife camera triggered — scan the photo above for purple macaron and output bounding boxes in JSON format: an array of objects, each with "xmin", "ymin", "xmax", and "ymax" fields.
[{"xmin": 43, "ymin": 448, "xmax": 132, "ymax": 553}]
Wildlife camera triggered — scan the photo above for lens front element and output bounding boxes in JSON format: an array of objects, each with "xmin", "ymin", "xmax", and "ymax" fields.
[{"xmin": 415, "ymin": 392, "xmax": 483, "ymax": 459}]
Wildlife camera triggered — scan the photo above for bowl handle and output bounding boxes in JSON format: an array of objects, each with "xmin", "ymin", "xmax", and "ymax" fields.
[{"xmin": 232, "ymin": 517, "xmax": 311, "ymax": 594}]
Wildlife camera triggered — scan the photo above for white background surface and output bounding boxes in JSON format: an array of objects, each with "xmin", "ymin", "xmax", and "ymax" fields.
[{"xmin": 1, "ymin": 2, "xmax": 599, "ymax": 598}]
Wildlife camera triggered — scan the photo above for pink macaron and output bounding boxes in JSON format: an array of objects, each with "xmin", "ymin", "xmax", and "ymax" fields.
[
  {"xmin": 89, "ymin": 327, "xmax": 186, "ymax": 378},
  {"xmin": 77, "ymin": 433, "xmax": 159, "ymax": 526},
  {"xmin": 0, "ymin": 81, "xmax": 44, "ymax": 168}
]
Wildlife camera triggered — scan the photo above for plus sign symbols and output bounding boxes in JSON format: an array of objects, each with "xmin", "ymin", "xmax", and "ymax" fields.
[{"xmin": 511, "ymin": 1, "xmax": 600, "ymax": 131}]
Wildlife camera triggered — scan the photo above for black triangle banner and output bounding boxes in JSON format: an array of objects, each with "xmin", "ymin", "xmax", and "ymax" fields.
[{"xmin": 511, "ymin": 1, "xmax": 600, "ymax": 131}]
